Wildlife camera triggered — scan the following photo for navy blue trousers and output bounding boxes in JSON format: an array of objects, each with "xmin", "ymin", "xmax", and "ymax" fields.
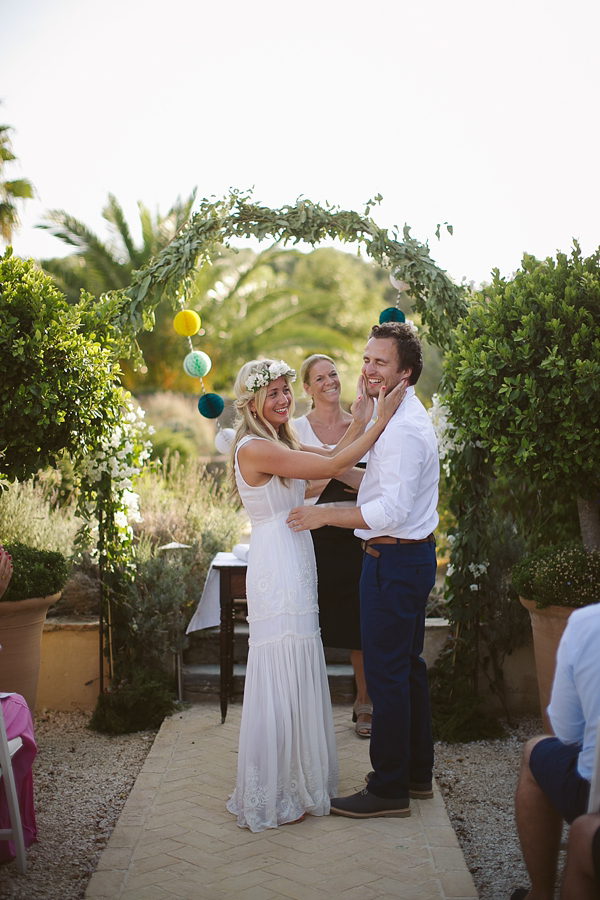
[{"xmin": 360, "ymin": 541, "xmax": 437, "ymax": 800}]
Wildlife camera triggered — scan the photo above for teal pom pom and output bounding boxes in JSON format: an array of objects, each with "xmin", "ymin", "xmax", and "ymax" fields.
[
  {"xmin": 198, "ymin": 393, "xmax": 224, "ymax": 418},
  {"xmin": 184, "ymin": 351, "xmax": 212, "ymax": 378},
  {"xmin": 379, "ymin": 307, "xmax": 406, "ymax": 323}
]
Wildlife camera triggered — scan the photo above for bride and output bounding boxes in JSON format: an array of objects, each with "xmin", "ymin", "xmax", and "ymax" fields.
[{"xmin": 226, "ymin": 358, "xmax": 404, "ymax": 831}]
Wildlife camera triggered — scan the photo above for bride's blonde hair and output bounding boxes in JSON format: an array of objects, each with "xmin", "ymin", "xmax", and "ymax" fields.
[{"xmin": 228, "ymin": 359, "xmax": 300, "ymax": 499}]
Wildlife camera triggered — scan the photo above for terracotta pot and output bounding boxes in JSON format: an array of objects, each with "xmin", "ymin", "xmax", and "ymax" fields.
[
  {"xmin": 0, "ymin": 594, "xmax": 60, "ymax": 711},
  {"xmin": 519, "ymin": 597, "xmax": 575, "ymax": 734}
]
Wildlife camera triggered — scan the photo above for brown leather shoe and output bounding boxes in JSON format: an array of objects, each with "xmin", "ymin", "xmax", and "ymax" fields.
[{"xmin": 330, "ymin": 788, "xmax": 410, "ymax": 818}]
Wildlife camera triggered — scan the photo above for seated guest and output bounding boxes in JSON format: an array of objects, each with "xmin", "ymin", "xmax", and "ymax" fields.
[
  {"xmin": 512, "ymin": 603, "xmax": 600, "ymax": 900},
  {"xmin": 0, "ymin": 547, "xmax": 38, "ymax": 862},
  {"xmin": 561, "ymin": 812, "xmax": 600, "ymax": 899},
  {"xmin": 0, "ymin": 693, "xmax": 38, "ymax": 861}
]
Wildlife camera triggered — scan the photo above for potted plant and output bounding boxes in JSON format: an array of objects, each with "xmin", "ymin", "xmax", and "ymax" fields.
[
  {"xmin": 510, "ymin": 542, "xmax": 600, "ymax": 729},
  {"xmin": 0, "ymin": 542, "xmax": 70, "ymax": 710},
  {"xmin": 445, "ymin": 243, "xmax": 600, "ymax": 727}
]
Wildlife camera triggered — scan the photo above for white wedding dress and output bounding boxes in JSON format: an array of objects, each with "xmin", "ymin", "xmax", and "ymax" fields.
[{"xmin": 226, "ymin": 435, "xmax": 338, "ymax": 831}]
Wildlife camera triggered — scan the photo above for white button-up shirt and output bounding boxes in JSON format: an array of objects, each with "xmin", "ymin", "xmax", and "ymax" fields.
[{"xmin": 355, "ymin": 386, "xmax": 439, "ymax": 541}]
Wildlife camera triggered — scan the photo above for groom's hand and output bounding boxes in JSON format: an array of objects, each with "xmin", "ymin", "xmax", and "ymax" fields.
[{"xmin": 287, "ymin": 506, "xmax": 328, "ymax": 532}]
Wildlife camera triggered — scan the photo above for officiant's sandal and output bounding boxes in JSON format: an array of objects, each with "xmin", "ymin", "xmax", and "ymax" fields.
[{"xmin": 352, "ymin": 702, "xmax": 372, "ymax": 738}]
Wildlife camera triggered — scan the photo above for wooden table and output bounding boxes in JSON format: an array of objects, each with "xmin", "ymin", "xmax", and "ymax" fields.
[{"xmin": 213, "ymin": 560, "xmax": 247, "ymax": 723}]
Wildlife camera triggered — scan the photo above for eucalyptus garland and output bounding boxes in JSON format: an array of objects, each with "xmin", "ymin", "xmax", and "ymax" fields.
[{"xmin": 112, "ymin": 189, "xmax": 468, "ymax": 352}]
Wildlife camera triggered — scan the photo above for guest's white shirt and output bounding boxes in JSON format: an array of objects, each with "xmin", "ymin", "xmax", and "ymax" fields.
[
  {"xmin": 547, "ymin": 604, "xmax": 600, "ymax": 780},
  {"xmin": 355, "ymin": 386, "xmax": 439, "ymax": 541}
]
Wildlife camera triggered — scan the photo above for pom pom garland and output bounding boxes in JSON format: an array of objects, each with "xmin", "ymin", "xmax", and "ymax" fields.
[
  {"xmin": 198, "ymin": 393, "xmax": 225, "ymax": 419},
  {"xmin": 214, "ymin": 427, "xmax": 236, "ymax": 454},
  {"xmin": 379, "ymin": 307, "xmax": 406, "ymax": 324},
  {"xmin": 184, "ymin": 351, "xmax": 212, "ymax": 378},
  {"xmin": 173, "ymin": 309, "xmax": 201, "ymax": 336},
  {"xmin": 389, "ymin": 273, "xmax": 410, "ymax": 293}
]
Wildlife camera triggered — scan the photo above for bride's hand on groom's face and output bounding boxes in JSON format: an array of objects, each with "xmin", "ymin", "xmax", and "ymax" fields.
[
  {"xmin": 350, "ymin": 375, "xmax": 374, "ymax": 426},
  {"xmin": 376, "ymin": 379, "xmax": 408, "ymax": 424}
]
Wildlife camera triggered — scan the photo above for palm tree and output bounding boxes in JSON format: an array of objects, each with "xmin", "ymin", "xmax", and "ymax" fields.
[
  {"xmin": 0, "ymin": 124, "xmax": 34, "ymax": 244},
  {"xmin": 38, "ymin": 189, "xmax": 197, "ymax": 302}
]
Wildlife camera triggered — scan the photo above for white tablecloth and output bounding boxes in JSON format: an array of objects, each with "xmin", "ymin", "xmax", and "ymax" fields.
[{"xmin": 186, "ymin": 547, "xmax": 249, "ymax": 633}]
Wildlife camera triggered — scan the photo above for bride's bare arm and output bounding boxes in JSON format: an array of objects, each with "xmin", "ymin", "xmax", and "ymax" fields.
[{"xmin": 238, "ymin": 382, "xmax": 404, "ymax": 486}]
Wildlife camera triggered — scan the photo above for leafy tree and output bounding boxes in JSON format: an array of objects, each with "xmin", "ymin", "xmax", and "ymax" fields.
[
  {"xmin": 0, "ymin": 249, "xmax": 125, "ymax": 482},
  {"xmin": 0, "ymin": 123, "xmax": 34, "ymax": 244},
  {"xmin": 445, "ymin": 242, "xmax": 600, "ymax": 551}
]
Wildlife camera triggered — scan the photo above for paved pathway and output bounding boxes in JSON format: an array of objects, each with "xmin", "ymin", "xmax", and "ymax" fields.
[{"xmin": 85, "ymin": 704, "xmax": 477, "ymax": 900}]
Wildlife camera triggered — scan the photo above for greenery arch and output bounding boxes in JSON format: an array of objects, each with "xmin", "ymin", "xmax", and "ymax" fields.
[
  {"xmin": 3, "ymin": 189, "xmax": 487, "ymax": 733},
  {"xmin": 111, "ymin": 189, "xmax": 468, "ymax": 359}
]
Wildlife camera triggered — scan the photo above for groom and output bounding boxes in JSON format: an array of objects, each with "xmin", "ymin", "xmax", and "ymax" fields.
[{"xmin": 288, "ymin": 321, "xmax": 439, "ymax": 817}]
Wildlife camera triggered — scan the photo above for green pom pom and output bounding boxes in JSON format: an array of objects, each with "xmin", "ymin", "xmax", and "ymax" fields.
[
  {"xmin": 379, "ymin": 307, "xmax": 406, "ymax": 323},
  {"xmin": 198, "ymin": 393, "xmax": 224, "ymax": 419},
  {"xmin": 184, "ymin": 351, "xmax": 212, "ymax": 378}
]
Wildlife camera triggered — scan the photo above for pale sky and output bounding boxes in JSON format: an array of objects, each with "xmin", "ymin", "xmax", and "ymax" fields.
[{"xmin": 1, "ymin": 0, "xmax": 599, "ymax": 287}]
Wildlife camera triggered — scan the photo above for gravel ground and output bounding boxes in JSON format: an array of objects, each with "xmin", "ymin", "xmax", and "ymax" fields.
[
  {"xmin": 0, "ymin": 709, "xmax": 562, "ymax": 900},
  {"xmin": 435, "ymin": 714, "xmax": 567, "ymax": 900},
  {"xmin": 0, "ymin": 710, "xmax": 156, "ymax": 900}
]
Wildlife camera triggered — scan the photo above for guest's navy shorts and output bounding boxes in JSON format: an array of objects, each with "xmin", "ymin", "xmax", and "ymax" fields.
[{"xmin": 529, "ymin": 737, "xmax": 590, "ymax": 824}]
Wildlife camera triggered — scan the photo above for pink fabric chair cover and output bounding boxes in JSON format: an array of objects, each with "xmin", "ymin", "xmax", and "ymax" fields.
[{"xmin": 0, "ymin": 693, "xmax": 37, "ymax": 861}]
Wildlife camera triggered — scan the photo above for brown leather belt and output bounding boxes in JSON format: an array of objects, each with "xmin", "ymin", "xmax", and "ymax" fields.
[{"xmin": 361, "ymin": 534, "xmax": 435, "ymax": 558}]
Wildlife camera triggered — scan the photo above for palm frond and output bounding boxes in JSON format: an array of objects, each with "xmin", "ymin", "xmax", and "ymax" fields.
[
  {"xmin": 2, "ymin": 178, "xmax": 34, "ymax": 200},
  {"xmin": 0, "ymin": 125, "xmax": 16, "ymax": 164},
  {"xmin": 138, "ymin": 203, "xmax": 156, "ymax": 258},
  {"xmin": 0, "ymin": 202, "xmax": 18, "ymax": 241},
  {"xmin": 167, "ymin": 188, "xmax": 197, "ymax": 233},
  {"xmin": 103, "ymin": 194, "xmax": 140, "ymax": 267},
  {"xmin": 38, "ymin": 210, "xmax": 130, "ymax": 290},
  {"xmin": 40, "ymin": 256, "xmax": 89, "ymax": 304}
]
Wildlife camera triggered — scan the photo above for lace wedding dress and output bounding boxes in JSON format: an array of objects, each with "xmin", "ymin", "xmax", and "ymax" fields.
[{"xmin": 226, "ymin": 435, "xmax": 338, "ymax": 831}]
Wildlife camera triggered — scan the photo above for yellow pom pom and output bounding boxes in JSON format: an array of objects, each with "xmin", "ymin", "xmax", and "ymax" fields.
[{"xmin": 173, "ymin": 309, "xmax": 201, "ymax": 336}]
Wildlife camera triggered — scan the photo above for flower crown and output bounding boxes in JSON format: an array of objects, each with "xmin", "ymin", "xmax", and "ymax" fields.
[{"xmin": 245, "ymin": 361, "xmax": 296, "ymax": 393}]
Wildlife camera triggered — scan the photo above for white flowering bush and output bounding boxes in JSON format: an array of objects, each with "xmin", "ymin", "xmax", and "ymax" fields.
[
  {"xmin": 77, "ymin": 396, "xmax": 154, "ymax": 571},
  {"xmin": 429, "ymin": 393, "xmax": 463, "ymax": 477}
]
